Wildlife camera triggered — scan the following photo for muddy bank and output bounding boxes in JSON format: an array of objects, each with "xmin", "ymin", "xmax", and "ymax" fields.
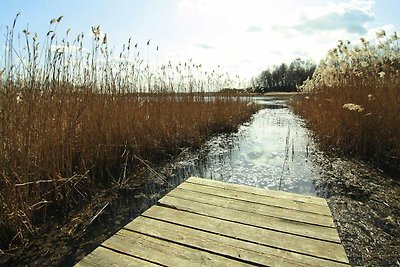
[
  {"xmin": 1, "ymin": 97, "xmax": 399, "ymax": 266},
  {"xmin": 0, "ymin": 174, "xmax": 150, "ymax": 266},
  {"xmin": 0, "ymin": 158, "xmax": 187, "ymax": 267},
  {"xmin": 314, "ymin": 153, "xmax": 400, "ymax": 266},
  {"xmin": 3, "ymin": 149, "xmax": 399, "ymax": 267}
]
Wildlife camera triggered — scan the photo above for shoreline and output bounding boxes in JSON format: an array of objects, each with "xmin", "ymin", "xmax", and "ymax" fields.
[
  {"xmin": 3, "ymin": 150, "xmax": 399, "ymax": 267},
  {"xmin": 0, "ymin": 151, "xmax": 194, "ymax": 266},
  {"xmin": 1, "ymin": 96, "xmax": 399, "ymax": 266},
  {"xmin": 314, "ymin": 153, "xmax": 400, "ymax": 266}
]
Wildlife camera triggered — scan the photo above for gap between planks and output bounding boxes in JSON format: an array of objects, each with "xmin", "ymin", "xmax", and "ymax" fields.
[
  {"xmin": 139, "ymin": 205, "xmax": 348, "ymax": 263},
  {"xmin": 156, "ymin": 198, "xmax": 342, "ymax": 243},
  {"xmin": 166, "ymin": 188, "xmax": 334, "ymax": 227},
  {"xmin": 180, "ymin": 179, "xmax": 332, "ymax": 216},
  {"xmin": 187, "ymin": 177, "xmax": 327, "ymax": 206},
  {"xmin": 76, "ymin": 177, "xmax": 349, "ymax": 267},
  {"xmin": 100, "ymin": 215, "xmax": 349, "ymax": 267}
]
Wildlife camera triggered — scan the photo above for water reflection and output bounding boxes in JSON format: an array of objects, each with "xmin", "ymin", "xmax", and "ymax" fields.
[
  {"xmin": 164, "ymin": 96, "xmax": 321, "ymax": 196},
  {"xmin": 142, "ymin": 96, "xmax": 321, "ymax": 198}
]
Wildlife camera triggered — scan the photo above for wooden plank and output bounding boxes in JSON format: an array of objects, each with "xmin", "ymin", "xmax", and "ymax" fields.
[
  {"xmin": 167, "ymin": 188, "xmax": 334, "ymax": 227},
  {"xmin": 76, "ymin": 178, "xmax": 350, "ymax": 267},
  {"xmin": 126, "ymin": 215, "xmax": 349, "ymax": 266},
  {"xmin": 158, "ymin": 196, "xmax": 341, "ymax": 242},
  {"xmin": 102, "ymin": 229, "xmax": 249, "ymax": 267},
  {"xmin": 178, "ymin": 181, "xmax": 332, "ymax": 216},
  {"xmin": 75, "ymin": 246, "xmax": 159, "ymax": 267},
  {"xmin": 139, "ymin": 207, "xmax": 348, "ymax": 265},
  {"xmin": 187, "ymin": 177, "xmax": 327, "ymax": 206}
]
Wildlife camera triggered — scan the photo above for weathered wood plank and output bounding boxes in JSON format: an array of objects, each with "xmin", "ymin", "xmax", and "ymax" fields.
[
  {"xmin": 76, "ymin": 177, "xmax": 349, "ymax": 267},
  {"xmin": 142, "ymin": 206, "xmax": 347, "ymax": 262},
  {"xmin": 159, "ymin": 196, "xmax": 340, "ymax": 243},
  {"xmin": 158, "ymin": 195, "xmax": 341, "ymax": 242},
  {"xmin": 187, "ymin": 177, "xmax": 327, "ymax": 206},
  {"xmin": 178, "ymin": 181, "xmax": 332, "ymax": 216},
  {"xmin": 145, "ymin": 204, "xmax": 341, "ymax": 244},
  {"xmin": 102, "ymin": 229, "xmax": 249, "ymax": 267},
  {"xmin": 75, "ymin": 246, "xmax": 158, "ymax": 267},
  {"xmin": 167, "ymin": 188, "xmax": 334, "ymax": 227},
  {"xmin": 126, "ymin": 215, "xmax": 349, "ymax": 266}
]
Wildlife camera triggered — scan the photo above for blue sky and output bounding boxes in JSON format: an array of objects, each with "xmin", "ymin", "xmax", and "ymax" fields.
[{"xmin": 1, "ymin": 0, "xmax": 399, "ymax": 81}]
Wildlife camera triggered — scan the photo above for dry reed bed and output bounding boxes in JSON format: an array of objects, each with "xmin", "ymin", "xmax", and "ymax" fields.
[
  {"xmin": 0, "ymin": 15, "xmax": 259, "ymax": 249},
  {"xmin": 0, "ymin": 92, "xmax": 258, "ymax": 249},
  {"xmin": 293, "ymin": 31, "xmax": 400, "ymax": 176}
]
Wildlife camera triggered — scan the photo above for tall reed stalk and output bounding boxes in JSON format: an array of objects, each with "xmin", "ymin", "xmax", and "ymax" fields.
[
  {"xmin": 293, "ymin": 30, "xmax": 400, "ymax": 175},
  {"xmin": 0, "ymin": 15, "xmax": 259, "ymax": 249}
]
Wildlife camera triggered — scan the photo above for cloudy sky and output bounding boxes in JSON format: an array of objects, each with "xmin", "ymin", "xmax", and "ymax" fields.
[{"xmin": 1, "ymin": 0, "xmax": 399, "ymax": 82}]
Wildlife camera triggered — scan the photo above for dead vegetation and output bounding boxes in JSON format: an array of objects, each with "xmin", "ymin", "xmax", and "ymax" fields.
[
  {"xmin": 293, "ymin": 30, "xmax": 400, "ymax": 176},
  {"xmin": 0, "ymin": 14, "xmax": 259, "ymax": 250}
]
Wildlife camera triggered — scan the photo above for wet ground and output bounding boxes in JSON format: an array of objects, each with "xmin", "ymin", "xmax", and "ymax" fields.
[
  {"xmin": 314, "ymin": 154, "xmax": 400, "ymax": 266},
  {"xmin": 1, "ymin": 96, "xmax": 399, "ymax": 266}
]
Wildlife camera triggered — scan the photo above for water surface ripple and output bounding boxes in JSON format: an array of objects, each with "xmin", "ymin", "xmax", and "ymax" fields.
[{"xmin": 165, "ymin": 96, "xmax": 322, "ymax": 196}]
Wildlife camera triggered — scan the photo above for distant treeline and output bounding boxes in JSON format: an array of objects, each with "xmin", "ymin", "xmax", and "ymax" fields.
[{"xmin": 252, "ymin": 58, "xmax": 316, "ymax": 92}]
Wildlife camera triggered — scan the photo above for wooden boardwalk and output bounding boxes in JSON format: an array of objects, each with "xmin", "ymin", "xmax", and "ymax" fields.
[{"xmin": 76, "ymin": 177, "xmax": 349, "ymax": 266}]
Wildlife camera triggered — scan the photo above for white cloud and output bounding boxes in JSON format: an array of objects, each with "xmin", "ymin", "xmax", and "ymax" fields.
[
  {"xmin": 246, "ymin": 26, "xmax": 263, "ymax": 33},
  {"xmin": 293, "ymin": 49, "xmax": 309, "ymax": 57},
  {"xmin": 194, "ymin": 43, "xmax": 215, "ymax": 49},
  {"xmin": 172, "ymin": 0, "xmax": 394, "ymax": 82},
  {"xmin": 292, "ymin": 8, "xmax": 374, "ymax": 34}
]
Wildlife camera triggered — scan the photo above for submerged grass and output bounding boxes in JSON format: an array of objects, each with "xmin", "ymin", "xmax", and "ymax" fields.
[
  {"xmin": 0, "ymin": 15, "xmax": 259, "ymax": 249},
  {"xmin": 293, "ymin": 30, "xmax": 400, "ymax": 176}
]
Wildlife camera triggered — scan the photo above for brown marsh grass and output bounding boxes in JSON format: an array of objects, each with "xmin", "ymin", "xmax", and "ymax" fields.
[
  {"xmin": 0, "ymin": 15, "xmax": 259, "ymax": 249},
  {"xmin": 293, "ymin": 31, "xmax": 400, "ymax": 176}
]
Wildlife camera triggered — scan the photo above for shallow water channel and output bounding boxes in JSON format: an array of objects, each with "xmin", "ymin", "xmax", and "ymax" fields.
[
  {"xmin": 140, "ymin": 95, "xmax": 400, "ymax": 266},
  {"xmin": 10, "ymin": 96, "xmax": 397, "ymax": 267},
  {"xmin": 157, "ymin": 96, "xmax": 322, "ymax": 196}
]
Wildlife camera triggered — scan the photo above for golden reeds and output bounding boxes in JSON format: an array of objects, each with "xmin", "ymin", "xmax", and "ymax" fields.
[
  {"xmin": 0, "ymin": 15, "xmax": 258, "ymax": 249},
  {"xmin": 293, "ymin": 30, "xmax": 400, "ymax": 176}
]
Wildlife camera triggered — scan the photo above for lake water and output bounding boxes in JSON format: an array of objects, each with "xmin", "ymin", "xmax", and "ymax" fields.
[{"xmin": 160, "ymin": 96, "xmax": 322, "ymax": 196}]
